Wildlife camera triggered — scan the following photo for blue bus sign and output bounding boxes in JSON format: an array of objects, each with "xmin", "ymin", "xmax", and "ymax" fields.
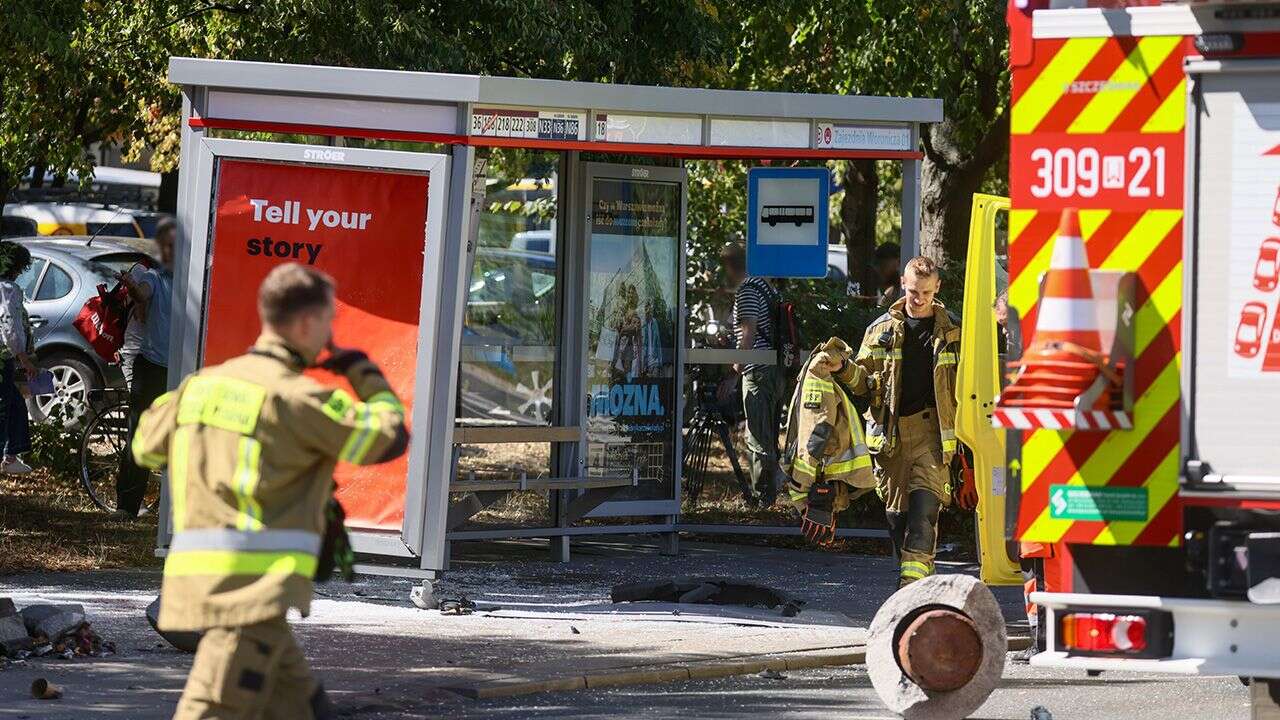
[{"xmin": 746, "ymin": 167, "xmax": 830, "ymax": 278}]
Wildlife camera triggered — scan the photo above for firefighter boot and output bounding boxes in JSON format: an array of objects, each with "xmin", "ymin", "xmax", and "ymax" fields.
[
  {"xmin": 899, "ymin": 489, "xmax": 942, "ymax": 588},
  {"xmin": 886, "ymin": 510, "xmax": 909, "ymax": 565}
]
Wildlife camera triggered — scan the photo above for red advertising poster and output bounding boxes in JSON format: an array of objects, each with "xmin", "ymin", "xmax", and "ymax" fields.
[{"xmin": 205, "ymin": 159, "xmax": 430, "ymax": 530}]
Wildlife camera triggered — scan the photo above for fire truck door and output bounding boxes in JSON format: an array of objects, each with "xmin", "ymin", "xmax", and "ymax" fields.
[
  {"xmin": 958, "ymin": 193, "xmax": 1021, "ymax": 585},
  {"xmin": 1187, "ymin": 61, "xmax": 1280, "ymax": 490}
]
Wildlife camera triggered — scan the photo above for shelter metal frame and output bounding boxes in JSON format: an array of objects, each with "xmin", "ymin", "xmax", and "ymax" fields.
[{"xmin": 165, "ymin": 57, "xmax": 943, "ymax": 584}]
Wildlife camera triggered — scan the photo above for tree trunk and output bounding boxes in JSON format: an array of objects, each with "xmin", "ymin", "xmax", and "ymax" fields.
[
  {"xmin": 919, "ymin": 159, "xmax": 990, "ymax": 265},
  {"xmin": 919, "ymin": 109, "xmax": 1010, "ymax": 267},
  {"xmin": 839, "ymin": 159, "xmax": 878, "ymax": 288}
]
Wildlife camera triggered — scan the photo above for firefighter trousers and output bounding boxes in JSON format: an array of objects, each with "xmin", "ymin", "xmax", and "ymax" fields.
[
  {"xmin": 877, "ymin": 408, "xmax": 947, "ymax": 588},
  {"xmin": 174, "ymin": 616, "xmax": 320, "ymax": 720}
]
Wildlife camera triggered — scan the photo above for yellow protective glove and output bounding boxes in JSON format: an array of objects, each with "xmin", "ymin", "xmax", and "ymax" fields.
[{"xmin": 811, "ymin": 337, "xmax": 853, "ymax": 374}]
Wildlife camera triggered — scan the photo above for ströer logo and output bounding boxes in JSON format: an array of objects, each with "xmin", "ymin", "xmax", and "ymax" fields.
[{"xmin": 303, "ymin": 148, "xmax": 346, "ymax": 162}]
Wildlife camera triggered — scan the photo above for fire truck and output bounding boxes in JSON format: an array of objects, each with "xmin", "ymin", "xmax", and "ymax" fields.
[{"xmin": 954, "ymin": 0, "xmax": 1280, "ymax": 712}]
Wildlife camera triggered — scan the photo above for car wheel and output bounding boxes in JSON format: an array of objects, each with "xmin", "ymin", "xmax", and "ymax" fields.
[{"xmin": 36, "ymin": 352, "xmax": 98, "ymax": 427}]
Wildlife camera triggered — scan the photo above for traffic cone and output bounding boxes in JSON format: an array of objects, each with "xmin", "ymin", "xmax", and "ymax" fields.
[
  {"xmin": 1000, "ymin": 207, "xmax": 1112, "ymax": 410},
  {"xmin": 1262, "ymin": 298, "xmax": 1280, "ymax": 373}
]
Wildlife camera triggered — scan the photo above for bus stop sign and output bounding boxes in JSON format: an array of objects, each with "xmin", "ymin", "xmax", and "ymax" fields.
[{"xmin": 746, "ymin": 166, "xmax": 830, "ymax": 278}]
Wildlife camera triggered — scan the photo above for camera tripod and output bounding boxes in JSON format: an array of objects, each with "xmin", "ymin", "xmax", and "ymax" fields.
[{"xmin": 683, "ymin": 398, "xmax": 754, "ymax": 505}]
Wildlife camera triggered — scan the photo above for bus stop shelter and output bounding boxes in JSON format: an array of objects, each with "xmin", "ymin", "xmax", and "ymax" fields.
[{"xmin": 163, "ymin": 57, "xmax": 942, "ymax": 598}]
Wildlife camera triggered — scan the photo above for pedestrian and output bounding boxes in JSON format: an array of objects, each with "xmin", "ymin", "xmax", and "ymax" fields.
[
  {"xmin": 722, "ymin": 242, "xmax": 783, "ymax": 507},
  {"xmin": 0, "ymin": 241, "xmax": 36, "ymax": 475},
  {"xmin": 115, "ymin": 217, "xmax": 175, "ymax": 518},
  {"xmin": 119, "ymin": 259, "xmax": 153, "ymax": 390},
  {"xmin": 131, "ymin": 263, "xmax": 409, "ymax": 719},
  {"xmin": 814, "ymin": 256, "xmax": 961, "ymax": 587},
  {"xmin": 851, "ymin": 242, "xmax": 902, "ymax": 308},
  {"xmin": 994, "ymin": 290, "xmax": 1019, "ymax": 359}
]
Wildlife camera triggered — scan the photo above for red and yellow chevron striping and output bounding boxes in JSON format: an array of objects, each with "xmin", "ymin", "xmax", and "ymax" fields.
[{"xmin": 1009, "ymin": 34, "xmax": 1188, "ymax": 547}]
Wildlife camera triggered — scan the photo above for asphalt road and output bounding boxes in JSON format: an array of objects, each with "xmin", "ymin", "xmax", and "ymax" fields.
[{"xmin": 451, "ymin": 663, "xmax": 1250, "ymax": 720}]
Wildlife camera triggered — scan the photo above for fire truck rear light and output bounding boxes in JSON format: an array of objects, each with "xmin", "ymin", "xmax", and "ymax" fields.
[{"xmin": 1061, "ymin": 613, "xmax": 1148, "ymax": 654}]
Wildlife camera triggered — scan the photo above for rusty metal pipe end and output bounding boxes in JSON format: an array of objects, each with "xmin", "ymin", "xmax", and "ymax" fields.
[{"xmin": 895, "ymin": 608, "xmax": 984, "ymax": 692}]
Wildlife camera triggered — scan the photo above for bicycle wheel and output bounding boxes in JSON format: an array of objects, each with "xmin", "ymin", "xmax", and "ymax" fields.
[{"xmin": 79, "ymin": 402, "xmax": 131, "ymax": 512}]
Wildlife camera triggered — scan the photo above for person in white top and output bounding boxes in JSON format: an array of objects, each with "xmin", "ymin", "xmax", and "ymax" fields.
[{"xmin": 0, "ymin": 241, "xmax": 37, "ymax": 475}]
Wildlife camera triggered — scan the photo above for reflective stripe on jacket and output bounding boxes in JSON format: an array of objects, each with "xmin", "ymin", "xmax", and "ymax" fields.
[
  {"xmin": 834, "ymin": 298, "xmax": 961, "ymax": 462},
  {"xmin": 781, "ymin": 349, "xmax": 875, "ymax": 511},
  {"xmin": 132, "ymin": 332, "xmax": 408, "ymax": 632}
]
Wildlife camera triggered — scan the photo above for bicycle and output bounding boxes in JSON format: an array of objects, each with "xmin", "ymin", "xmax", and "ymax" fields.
[{"xmin": 78, "ymin": 388, "xmax": 159, "ymax": 513}]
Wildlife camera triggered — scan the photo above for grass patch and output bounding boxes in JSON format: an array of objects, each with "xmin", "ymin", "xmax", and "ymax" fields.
[{"xmin": 0, "ymin": 468, "xmax": 160, "ymax": 575}]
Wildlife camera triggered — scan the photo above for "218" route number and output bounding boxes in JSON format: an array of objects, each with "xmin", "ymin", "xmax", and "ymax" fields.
[{"xmin": 1029, "ymin": 146, "xmax": 1167, "ymax": 199}]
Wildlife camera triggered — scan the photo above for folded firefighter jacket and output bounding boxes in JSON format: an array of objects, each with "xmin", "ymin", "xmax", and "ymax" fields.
[{"xmin": 780, "ymin": 349, "xmax": 875, "ymax": 511}]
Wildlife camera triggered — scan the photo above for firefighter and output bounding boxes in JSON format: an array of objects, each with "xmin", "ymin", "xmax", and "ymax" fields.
[
  {"xmin": 132, "ymin": 264, "xmax": 409, "ymax": 719},
  {"xmin": 780, "ymin": 338, "xmax": 875, "ymax": 542},
  {"xmin": 814, "ymin": 256, "xmax": 960, "ymax": 587}
]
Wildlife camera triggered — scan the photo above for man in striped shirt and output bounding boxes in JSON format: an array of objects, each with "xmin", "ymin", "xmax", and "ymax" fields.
[{"xmin": 722, "ymin": 243, "xmax": 781, "ymax": 507}]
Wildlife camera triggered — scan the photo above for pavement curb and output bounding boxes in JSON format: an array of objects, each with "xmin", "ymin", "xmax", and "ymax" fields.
[{"xmin": 447, "ymin": 636, "xmax": 1033, "ymax": 700}]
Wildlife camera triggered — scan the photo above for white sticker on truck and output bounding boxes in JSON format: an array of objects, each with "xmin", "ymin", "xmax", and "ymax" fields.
[{"xmin": 1227, "ymin": 99, "xmax": 1280, "ymax": 379}]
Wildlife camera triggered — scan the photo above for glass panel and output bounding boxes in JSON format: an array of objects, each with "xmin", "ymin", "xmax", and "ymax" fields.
[
  {"xmin": 457, "ymin": 150, "xmax": 559, "ymax": 427},
  {"xmin": 585, "ymin": 177, "xmax": 681, "ymax": 501},
  {"xmin": 16, "ymin": 258, "xmax": 46, "ymax": 300},
  {"xmin": 994, "ymin": 206, "xmax": 1016, "ymax": 379},
  {"xmin": 35, "ymin": 262, "xmax": 73, "ymax": 301},
  {"xmin": 994, "ymin": 206, "xmax": 1010, "ymax": 295},
  {"xmin": 454, "ymin": 442, "xmax": 554, "ymax": 529}
]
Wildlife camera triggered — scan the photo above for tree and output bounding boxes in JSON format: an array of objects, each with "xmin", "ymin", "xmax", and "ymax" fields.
[
  {"xmin": 0, "ymin": 1, "xmax": 730, "ymax": 211},
  {"xmin": 730, "ymin": 0, "xmax": 1010, "ymax": 265}
]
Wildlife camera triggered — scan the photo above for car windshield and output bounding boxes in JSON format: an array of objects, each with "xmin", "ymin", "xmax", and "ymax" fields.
[
  {"xmin": 1240, "ymin": 310, "xmax": 1265, "ymax": 342},
  {"xmin": 465, "ymin": 250, "xmax": 556, "ymax": 343}
]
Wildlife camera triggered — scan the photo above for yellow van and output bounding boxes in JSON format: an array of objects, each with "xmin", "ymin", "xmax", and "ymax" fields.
[{"xmin": 2, "ymin": 202, "xmax": 144, "ymax": 238}]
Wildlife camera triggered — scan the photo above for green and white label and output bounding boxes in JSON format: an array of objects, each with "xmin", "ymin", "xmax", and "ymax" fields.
[{"xmin": 1049, "ymin": 485, "xmax": 1148, "ymax": 522}]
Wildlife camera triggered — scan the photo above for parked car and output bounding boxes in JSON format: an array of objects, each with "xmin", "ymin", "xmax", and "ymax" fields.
[
  {"xmin": 10, "ymin": 236, "xmax": 157, "ymax": 422},
  {"xmin": 3, "ymin": 202, "xmax": 145, "ymax": 239},
  {"xmin": 1236, "ymin": 301, "xmax": 1269, "ymax": 359},
  {"xmin": 1253, "ymin": 237, "xmax": 1280, "ymax": 292}
]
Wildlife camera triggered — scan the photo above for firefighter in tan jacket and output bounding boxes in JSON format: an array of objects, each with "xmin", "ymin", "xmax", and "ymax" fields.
[
  {"xmin": 780, "ymin": 340, "xmax": 875, "ymax": 542},
  {"xmin": 132, "ymin": 264, "xmax": 408, "ymax": 719},
  {"xmin": 814, "ymin": 257, "xmax": 960, "ymax": 588}
]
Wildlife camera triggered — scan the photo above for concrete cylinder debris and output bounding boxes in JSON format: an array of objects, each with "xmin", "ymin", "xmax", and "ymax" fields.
[{"xmin": 867, "ymin": 574, "xmax": 1007, "ymax": 719}]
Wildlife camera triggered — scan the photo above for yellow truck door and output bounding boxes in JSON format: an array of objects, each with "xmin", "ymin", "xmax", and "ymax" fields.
[{"xmin": 956, "ymin": 193, "xmax": 1020, "ymax": 586}]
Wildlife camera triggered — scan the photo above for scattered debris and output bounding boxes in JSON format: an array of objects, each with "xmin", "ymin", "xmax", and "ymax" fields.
[
  {"xmin": 758, "ymin": 668, "xmax": 787, "ymax": 680},
  {"xmin": 611, "ymin": 578, "xmax": 806, "ymax": 617},
  {"xmin": 0, "ymin": 599, "xmax": 116, "ymax": 661},
  {"xmin": 439, "ymin": 595, "xmax": 476, "ymax": 616},
  {"xmin": 1009, "ymin": 646, "xmax": 1037, "ymax": 665},
  {"xmin": 0, "ymin": 613, "xmax": 32, "ymax": 657},
  {"xmin": 30, "ymin": 677, "xmax": 62, "ymax": 700},
  {"xmin": 1031, "ymin": 706, "xmax": 1053, "ymax": 720},
  {"xmin": 20, "ymin": 604, "xmax": 86, "ymax": 641}
]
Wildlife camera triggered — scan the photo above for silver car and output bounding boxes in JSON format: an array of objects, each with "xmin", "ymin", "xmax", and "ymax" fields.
[{"xmin": 10, "ymin": 236, "xmax": 157, "ymax": 421}]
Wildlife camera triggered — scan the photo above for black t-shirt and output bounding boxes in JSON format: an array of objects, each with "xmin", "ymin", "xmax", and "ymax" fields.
[{"xmin": 898, "ymin": 314, "xmax": 936, "ymax": 417}]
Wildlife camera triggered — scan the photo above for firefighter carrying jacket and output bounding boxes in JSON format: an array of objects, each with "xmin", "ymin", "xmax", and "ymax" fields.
[
  {"xmin": 132, "ymin": 327, "xmax": 408, "ymax": 719},
  {"xmin": 781, "ymin": 340, "xmax": 875, "ymax": 540},
  {"xmin": 816, "ymin": 296, "xmax": 961, "ymax": 587}
]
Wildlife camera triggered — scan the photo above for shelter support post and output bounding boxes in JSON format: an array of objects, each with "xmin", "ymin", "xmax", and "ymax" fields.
[
  {"xmin": 901, "ymin": 155, "xmax": 922, "ymax": 260},
  {"xmin": 418, "ymin": 142, "xmax": 478, "ymax": 578}
]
